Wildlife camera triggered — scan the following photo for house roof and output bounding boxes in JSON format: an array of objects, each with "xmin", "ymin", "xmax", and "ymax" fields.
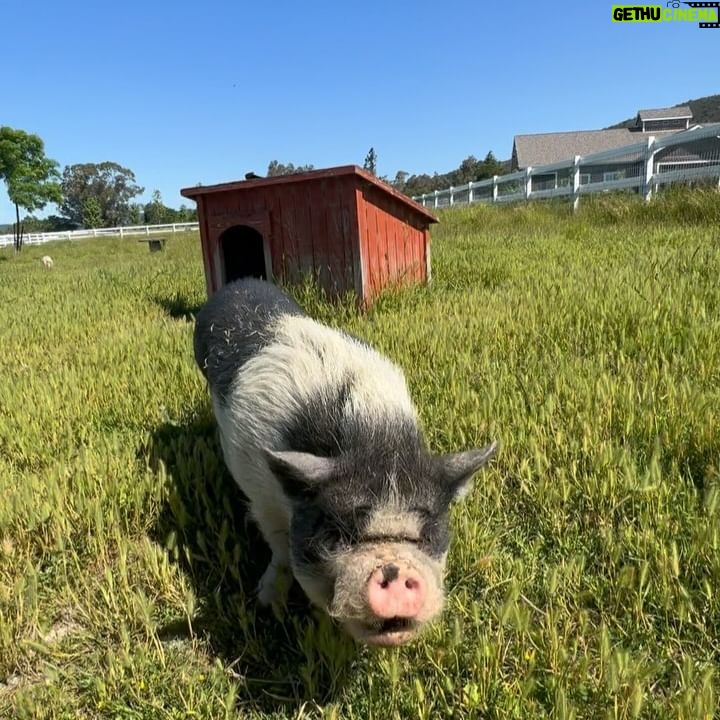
[
  {"xmin": 180, "ymin": 165, "xmax": 438, "ymax": 224},
  {"xmin": 512, "ymin": 105, "xmax": 699, "ymax": 169},
  {"xmin": 513, "ymin": 129, "xmax": 645, "ymax": 168},
  {"xmin": 637, "ymin": 106, "xmax": 692, "ymax": 121}
]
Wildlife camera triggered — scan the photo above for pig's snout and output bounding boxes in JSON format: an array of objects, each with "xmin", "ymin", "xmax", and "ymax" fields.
[{"xmin": 367, "ymin": 564, "xmax": 426, "ymax": 619}]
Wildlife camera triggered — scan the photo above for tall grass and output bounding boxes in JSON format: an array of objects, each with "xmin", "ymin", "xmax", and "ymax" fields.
[{"xmin": 1, "ymin": 188, "xmax": 719, "ymax": 718}]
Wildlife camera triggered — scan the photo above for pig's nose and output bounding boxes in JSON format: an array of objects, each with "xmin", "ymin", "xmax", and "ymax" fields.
[{"xmin": 367, "ymin": 564, "xmax": 426, "ymax": 619}]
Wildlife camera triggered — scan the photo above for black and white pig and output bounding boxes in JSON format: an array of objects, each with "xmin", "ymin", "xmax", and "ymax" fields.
[{"xmin": 193, "ymin": 278, "xmax": 497, "ymax": 646}]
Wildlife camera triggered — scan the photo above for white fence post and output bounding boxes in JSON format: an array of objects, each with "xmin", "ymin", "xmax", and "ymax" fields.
[
  {"xmin": 449, "ymin": 186, "xmax": 454, "ymax": 206},
  {"xmin": 120, "ymin": 227, "xmax": 124, "ymax": 238},
  {"xmin": 524, "ymin": 167, "xmax": 532, "ymax": 200},
  {"xmin": 434, "ymin": 190, "xmax": 439, "ymax": 209},
  {"xmin": 468, "ymin": 181, "xmax": 474, "ymax": 204},
  {"xmin": 573, "ymin": 155, "xmax": 581, "ymax": 212},
  {"xmin": 642, "ymin": 135, "xmax": 656, "ymax": 203},
  {"xmin": 492, "ymin": 175, "xmax": 498, "ymax": 203}
]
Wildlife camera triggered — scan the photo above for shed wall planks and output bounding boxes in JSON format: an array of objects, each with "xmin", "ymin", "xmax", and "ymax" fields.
[{"xmin": 182, "ymin": 166, "xmax": 436, "ymax": 305}]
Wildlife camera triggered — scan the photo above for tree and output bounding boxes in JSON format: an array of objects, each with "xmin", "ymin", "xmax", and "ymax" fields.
[
  {"xmin": 144, "ymin": 189, "xmax": 169, "ymax": 225},
  {"xmin": 456, "ymin": 155, "xmax": 482, "ymax": 184},
  {"xmin": 0, "ymin": 127, "xmax": 62, "ymax": 252},
  {"xmin": 266, "ymin": 160, "xmax": 315, "ymax": 177},
  {"xmin": 127, "ymin": 203, "xmax": 143, "ymax": 225},
  {"xmin": 176, "ymin": 204, "xmax": 197, "ymax": 222},
  {"xmin": 402, "ymin": 173, "xmax": 435, "ymax": 197},
  {"xmin": 363, "ymin": 147, "xmax": 378, "ymax": 176},
  {"xmin": 21, "ymin": 214, "xmax": 76, "ymax": 233},
  {"xmin": 391, "ymin": 170, "xmax": 409, "ymax": 192},
  {"xmin": 61, "ymin": 161, "xmax": 144, "ymax": 227},
  {"xmin": 392, "ymin": 149, "xmax": 509, "ymax": 198},
  {"xmin": 81, "ymin": 197, "xmax": 103, "ymax": 228},
  {"xmin": 478, "ymin": 151, "xmax": 503, "ymax": 180},
  {"xmin": 142, "ymin": 190, "xmax": 196, "ymax": 225}
]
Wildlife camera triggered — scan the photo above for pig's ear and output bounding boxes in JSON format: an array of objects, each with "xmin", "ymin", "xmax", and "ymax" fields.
[
  {"xmin": 437, "ymin": 441, "xmax": 498, "ymax": 501},
  {"xmin": 265, "ymin": 449, "xmax": 336, "ymax": 501}
]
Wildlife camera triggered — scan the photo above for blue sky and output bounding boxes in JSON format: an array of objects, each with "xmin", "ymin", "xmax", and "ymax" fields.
[{"xmin": 2, "ymin": 0, "xmax": 718, "ymax": 223}]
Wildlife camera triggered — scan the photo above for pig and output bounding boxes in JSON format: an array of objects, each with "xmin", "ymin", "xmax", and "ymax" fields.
[{"xmin": 193, "ymin": 278, "xmax": 497, "ymax": 646}]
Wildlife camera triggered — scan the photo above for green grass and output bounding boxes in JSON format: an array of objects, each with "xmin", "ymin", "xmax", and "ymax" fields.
[{"xmin": 1, "ymin": 189, "xmax": 719, "ymax": 718}]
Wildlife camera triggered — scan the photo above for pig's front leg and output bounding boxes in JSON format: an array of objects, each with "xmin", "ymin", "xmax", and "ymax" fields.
[
  {"xmin": 251, "ymin": 503, "xmax": 292, "ymax": 606},
  {"xmin": 257, "ymin": 557, "xmax": 292, "ymax": 606}
]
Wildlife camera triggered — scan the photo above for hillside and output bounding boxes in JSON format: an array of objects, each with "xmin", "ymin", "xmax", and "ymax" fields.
[{"xmin": 605, "ymin": 93, "xmax": 720, "ymax": 129}]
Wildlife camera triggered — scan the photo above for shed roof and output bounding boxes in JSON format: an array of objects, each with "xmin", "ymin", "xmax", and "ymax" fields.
[
  {"xmin": 181, "ymin": 165, "xmax": 438, "ymax": 223},
  {"xmin": 637, "ymin": 106, "xmax": 692, "ymax": 121}
]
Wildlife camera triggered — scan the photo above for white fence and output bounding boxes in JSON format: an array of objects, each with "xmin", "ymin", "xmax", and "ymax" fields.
[
  {"xmin": 0, "ymin": 222, "xmax": 199, "ymax": 249},
  {"xmin": 413, "ymin": 124, "xmax": 720, "ymax": 211}
]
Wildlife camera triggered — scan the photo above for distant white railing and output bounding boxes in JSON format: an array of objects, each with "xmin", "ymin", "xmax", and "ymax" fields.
[
  {"xmin": 0, "ymin": 221, "xmax": 199, "ymax": 248},
  {"xmin": 414, "ymin": 124, "xmax": 720, "ymax": 211}
]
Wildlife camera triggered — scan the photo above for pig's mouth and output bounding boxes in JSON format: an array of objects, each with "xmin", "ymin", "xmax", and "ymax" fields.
[
  {"xmin": 350, "ymin": 617, "xmax": 419, "ymax": 646},
  {"xmin": 378, "ymin": 617, "xmax": 414, "ymax": 634}
]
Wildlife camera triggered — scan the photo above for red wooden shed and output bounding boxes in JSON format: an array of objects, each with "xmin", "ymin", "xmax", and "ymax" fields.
[{"xmin": 180, "ymin": 165, "xmax": 438, "ymax": 305}]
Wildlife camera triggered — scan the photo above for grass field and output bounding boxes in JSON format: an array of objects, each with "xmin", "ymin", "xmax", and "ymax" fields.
[{"xmin": 1, "ymin": 189, "xmax": 719, "ymax": 718}]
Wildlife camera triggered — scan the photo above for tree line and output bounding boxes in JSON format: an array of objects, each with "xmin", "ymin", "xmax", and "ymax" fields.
[
  {"xmin": 1, "ymin": 126, "xmax": 509, "ymax": 254},
  {"xmin": 0, "ymin": 126, "xmax": 196, "ymax": 252},
  {"xmin": 266, "ymin": 147, "xmax": 509, "ymax": 197},
  {"xmin": 389, "ymin": 151, "xmax": 508, "ymax": 197}
]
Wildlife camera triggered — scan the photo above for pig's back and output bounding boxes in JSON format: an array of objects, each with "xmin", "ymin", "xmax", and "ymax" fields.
[
  {"xmin": 224, "ymin": 312, "xmax": 418, "ymax": 457},
  {"xmin": 213, "ymin": 302, "xmax": 419, "ymax": 458},
  {"xmin": 193, "ymin": 278, "xmax": 306, "ymax": 402},
  {"xmin": 195, "ymin": 278, "xmax": 419, "ymax": 471}
]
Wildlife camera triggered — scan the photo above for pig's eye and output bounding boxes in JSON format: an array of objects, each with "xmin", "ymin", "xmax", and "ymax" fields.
[{"xmin": 415, "ymin": 510, "xmax": 450, "ymax": 558}]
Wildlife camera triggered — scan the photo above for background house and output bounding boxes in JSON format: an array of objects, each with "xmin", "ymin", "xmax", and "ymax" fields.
[
  {"xmin": 511, "ymin": 106, "xmax": 713, "ymax": 190},
  {"xmin": 635, "ymin": 106, "xmax": 692, "ymax": 133}
]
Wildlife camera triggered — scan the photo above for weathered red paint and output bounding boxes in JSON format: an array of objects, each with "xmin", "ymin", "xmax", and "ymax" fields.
[{"xmin": 180, "ymin": 165, "xmax": 438, "ymax": 306}]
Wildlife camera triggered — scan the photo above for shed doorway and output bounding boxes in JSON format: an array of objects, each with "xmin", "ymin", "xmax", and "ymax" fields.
[{"xmin": 219, "ymin": 225, "xmax": 270, "ymax": 283}]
